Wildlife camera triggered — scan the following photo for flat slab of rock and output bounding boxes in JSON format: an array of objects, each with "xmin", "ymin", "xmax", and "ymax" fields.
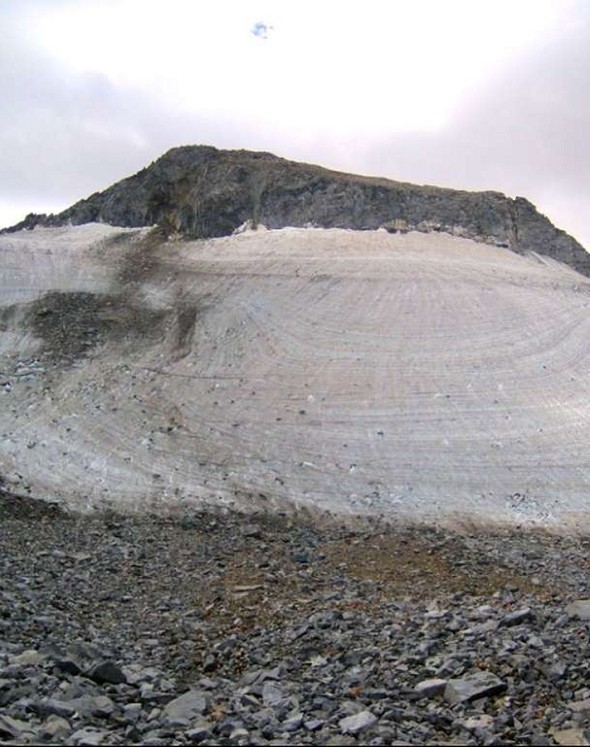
[
  {"xmin": 0, "ymin": 714, "xmax": 34, "ymax": 740},
  {"xmin": 414, "ymin": 678, "xmax": 447, "ymax": 698},
  {"xmin": 566, "ymin": 600, "xmax": 590, "ymax": 620},
  {"xmin": 444, "ymin": 670, "xmax": 507, "ymax": 705},
  {"xmin": 339, "ymin": 710, "xmax": 377, "ymax": 734},
  {"xmin": 550, "ymin": 728, "xmax": 590, "ymax": 746},
  {"xmin": 462, "ymin": 714, "xmax": 495, "ymax": 731},
  {"xmin": 262, "ymin": 681, "xmax": 284, "ymax": 706},
  {"xmin": 67, "ymin": 695, "xmax": 115, "ymax": 718},
  {"xmin": 70, "ymin": 727, "xmax": 108, "ymax": 746},
  {"xmin": 8, "ymin": 649, "xmax": 46, "ymax": 666},
  {"xmin": 498, "ymin": 607, "xmax": 533, "ymax": 627},
  {"xmin": 163, "ymin": 689, "xmax": 207, "ymax": 724}
]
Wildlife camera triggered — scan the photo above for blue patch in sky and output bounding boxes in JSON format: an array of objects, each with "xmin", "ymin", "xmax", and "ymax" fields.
[{"xmin": 251, "ymin": 21, "xmax": 272, "ymax": 39}]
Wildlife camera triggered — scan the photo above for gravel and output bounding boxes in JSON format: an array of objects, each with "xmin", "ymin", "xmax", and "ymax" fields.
[{"xmin": 2, "ymin": 492, "xmax": 590, "ymax": 745}]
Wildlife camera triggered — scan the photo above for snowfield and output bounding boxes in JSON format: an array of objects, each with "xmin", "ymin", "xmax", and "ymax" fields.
[{"xmin": 1, "ymin": 224, "xmax": 590, "ymax": 531}]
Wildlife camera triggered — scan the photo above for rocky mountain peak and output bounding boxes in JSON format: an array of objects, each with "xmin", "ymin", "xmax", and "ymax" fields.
[{"xmin": 4, "ymin": 144, "xmax": 589, "ymax": 276}]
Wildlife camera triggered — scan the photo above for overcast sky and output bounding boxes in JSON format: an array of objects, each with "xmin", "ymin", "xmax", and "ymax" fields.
[{"xmin": 2, "ymin": 0, "xmax": 589, "ymax": 247}]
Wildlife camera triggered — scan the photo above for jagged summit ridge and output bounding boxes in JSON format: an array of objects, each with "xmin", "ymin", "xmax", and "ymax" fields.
[{"xmin": 5, "ymin": 144, "xmax": 590, "ymax": 276}]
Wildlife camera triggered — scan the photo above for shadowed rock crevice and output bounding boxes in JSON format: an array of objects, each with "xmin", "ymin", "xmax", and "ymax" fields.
[{"xmin": 4, "ymin": 145, "xmax": 589, "ymax": 277}]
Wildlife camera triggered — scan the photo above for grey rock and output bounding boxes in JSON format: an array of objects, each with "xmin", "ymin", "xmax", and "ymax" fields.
[
  {"xmin": 218, "ymin": 718, "xmax": 245, "ymax": 737},
  {"xmin": 36, "ymin": 697, "xmax": 77, "ymax": 717},
  {"xmin": 242, "ymin": 524, "xmax": 262, "ymax": 538},
  {"xmin": 499, "ymin": 607, "xmax": 533, "ymax": 627},
  {"xmin": 138, "ymin": 729, "xmax": 170, "ymax": 744},
  {"xmin": 262, "ymin": 681, "xmax": 284, "ymax": 706},
  {"xmin": 414, "ymin": 678, "xmax": 447, "ymax": 697},
  {"xmin": 461, "ymin": 714, "xmax": 495, "ymax": 731},
  {"xmin": 8, "ymin": 649, "xmax": 45, "ymax": 666},
  {"xmin": 546, "ymin": 660, "xmax": 567, "ymax": 681},
  {"xmin": 566, "ymin": 600, "xmax": 590, "ymax": 620},
  {"xmin": 87, "ymin": 660, "xmax": 127, "ymax": 684},
  {"xmin": 239, "ymin": 691, "xmax": 260, "ymax": 708},
  {"xmin": 69, "ymin": 695, "xmax": 115, "ymax": 718},
  {"xmin": 467, "ymin": 620, "xmax": 499, "ymax": 635},
  {"xmin": 550, "ymin": 727, "xmax": 590, "ymax": 746},
  {"xmin": 230, "ymin": 726, "xmax": 250, "ymax": 742},
  {"xmin": 122, "ymin": 702, "xmax": 142, "ymax": 723},
  {"xmin": 282, "ymin": 712, "xmax": 303, "ymax": 731},
  {"xmin": 70, "ymin": 727, "xmax": 109, "ymax": 746},
  {"xmin": 42, "ymin": 642, "xmax": 103, "ymax": 676},
  {"xmin": 285, "ymin": 623, "xmax": 309, "ymax": 643},
  {"xmin": 162, "ymin": 688, "xmax": 207, "ymax": 724},
  {"xmin": 0, "ymin": 714, "xmax": 33, "ymax": 739},
  {"xmin": 304, "ymin": 718, "xmax": 325, "ymax": 731},
  {"xmin": 37, "ymin": 714, "xmax": 72, "ymax": 740},
  {"xmin": 0, "ymin": 682, "xmax": 33, "ymax": 707},
  {"xmin": 186, "ymin": 723, "xmax": 212, "ymax": 742},
  {"xmin": 530, "ymin": 737, "xmax": 552, "ymax": 747},
  {"xmin": 325, "ymin": 736, "xmax": 359, "ymax": 746},
  {"xmin": 339, "ymin": 710, "xmax": 378, "ymax": 734},
  {"xmin": 444, "ymin": 670, "xmax": 507, "ymax": 704},
  {"xmin": 125, "ymin": 665, "xmax": 162, "ymax": 685}
]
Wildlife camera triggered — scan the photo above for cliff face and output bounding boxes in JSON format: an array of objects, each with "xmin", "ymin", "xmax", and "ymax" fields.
[{"xmin": 5, "ymin": 144, "xmax": 589, "ymax": 276}]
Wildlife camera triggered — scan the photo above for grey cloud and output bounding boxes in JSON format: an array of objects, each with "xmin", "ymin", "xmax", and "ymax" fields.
[
  {"xmin": 0, "ymin": 2, "xmax": 266, "ymax": 217},
  {"xmin": 360, "ymin": 7, "xmax": 590, "ymax": 246},
  {"xmin": 1, "ymin": 0, "xmax": 589, "ymax": 250}
]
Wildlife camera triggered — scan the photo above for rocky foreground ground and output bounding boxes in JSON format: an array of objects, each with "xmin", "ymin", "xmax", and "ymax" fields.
[{"xmin": 1, "ymin": 494, "xmax": 590, "ymax": 746}]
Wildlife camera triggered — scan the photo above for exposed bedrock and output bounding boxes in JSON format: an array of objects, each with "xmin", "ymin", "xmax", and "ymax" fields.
[{"xmin": 4, "ymin": 145, "xmax": 589, "ymax": 277}]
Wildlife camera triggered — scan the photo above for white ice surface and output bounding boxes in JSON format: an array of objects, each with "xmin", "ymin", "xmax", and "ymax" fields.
[{"xmin": 1, "ymin": 224, "xmax": 590, "ymax": 531}]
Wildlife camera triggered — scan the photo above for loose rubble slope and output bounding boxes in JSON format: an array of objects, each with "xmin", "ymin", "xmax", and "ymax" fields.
[{"xmin": 2, "ymin": 494, "xmax": 590, "ymax": 746}]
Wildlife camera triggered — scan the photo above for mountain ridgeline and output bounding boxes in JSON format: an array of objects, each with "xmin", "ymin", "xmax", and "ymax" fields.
[{"xmin": 6, "ymin": 145, "xmax": 590, "ymax": 276}]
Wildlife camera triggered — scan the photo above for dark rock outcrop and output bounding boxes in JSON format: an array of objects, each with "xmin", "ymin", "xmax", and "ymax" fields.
[{"xmin": 4, "ymin": 144, "xmax": 589, "ymax": 276}]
